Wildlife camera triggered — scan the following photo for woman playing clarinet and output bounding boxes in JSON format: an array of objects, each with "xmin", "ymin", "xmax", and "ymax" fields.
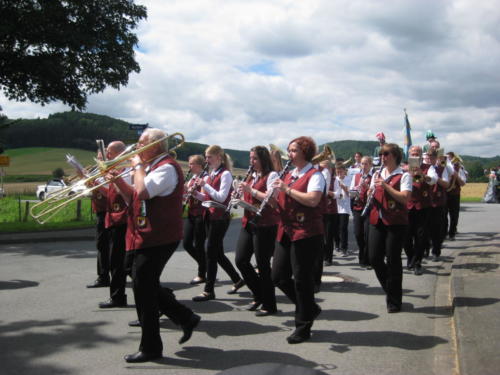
[
  {"xmin": 235, "ymin": 146, "xmax": 280, "ymax": 316},
  {"xmin": 367, "ymin": 143, "xmax": 411, "ymax": 313},
  {"xmin": 191, "ymin": 145, "xmax": 244, "ymax": 301},
  {"xmin": 271, "ymin": 136, "xmax": 325, "ymax": 344}
]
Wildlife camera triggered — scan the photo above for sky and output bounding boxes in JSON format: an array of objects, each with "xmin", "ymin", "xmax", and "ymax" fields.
[{"xmin": 2, "ymin": 0, "xmax": 500, "ymax": 157}]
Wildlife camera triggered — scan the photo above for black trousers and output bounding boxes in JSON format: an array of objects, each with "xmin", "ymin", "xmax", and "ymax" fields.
[
  {"xmin": 272, "ymin": 233, "xmax": 322, "ymax": 335},
  {"xmin": 404, "ymin": 208, "xmax": 429, "ymax": 267},
  {"xmin": 352, "ymin": 210, "xmax": 369, "ymax": 265},
  {"xmin": 323, "ymin": 213, "xmax": 339, "ymax": 262},
  {"xmin": 428, "ymin": 206, "xmax": 445, "ymax": 256},
  {"xmin": 204, "ymin": 216, "xmax": 241, "ymax": 294},
  {"xmin": 132, "ymin": 242, "xmax": 194, "ymax": 354},
  {"xmin": 183, "ymin": 215, "xmax": 207, "ymax": 278},
  {"xmin": 235, "ymin": 224, "xmax": 277, "ymax": 311},
  {"xmin": 446, "ymin": 194, "xmax": 460, "ymax": 237},
  {"xmin": 109, "ymin": 224, "xmax": 127, "ymax": 301},
  {"xmin": 368, "ymin": 222, "xmax": 407, "ymax": 309},
  {"xmin": 335, "ymin": 213, "xmax": 349, "ymax": 251},
  {"xmin": 95, "ymin": 212, "xmax": 110, "ymax": 282}
]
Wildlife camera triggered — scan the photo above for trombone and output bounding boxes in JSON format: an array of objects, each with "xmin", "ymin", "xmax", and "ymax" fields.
[{"xmin": 30, "ymin": 132, "xmax": 185, "ymax": 224}]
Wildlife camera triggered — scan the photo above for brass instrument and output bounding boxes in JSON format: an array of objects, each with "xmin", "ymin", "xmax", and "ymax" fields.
[
  {"xmin": 408, "ymin": 156, "xmax": 423, "ymax": 183},
  {"xmin": 30, "ymin": 132, "xmax": 185, "ymax": 224},
  {"xmin": 311, "ymin": 145, "xmax": 335, "ymax": 164}
]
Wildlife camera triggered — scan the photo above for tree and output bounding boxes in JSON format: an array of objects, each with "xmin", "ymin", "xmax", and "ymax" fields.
[
  {"xmin": 52, "ymin": 167, "xmax": 65, "ymax": 179},
  {"xmin": 0, "ymin": 0, "xmax": 147, "ymax": 110}
]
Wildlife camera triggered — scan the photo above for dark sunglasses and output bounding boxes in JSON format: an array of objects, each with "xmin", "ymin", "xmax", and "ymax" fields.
[{"xmin": 379, "ymin": 151, "xmax": 390, "ymax": 157}]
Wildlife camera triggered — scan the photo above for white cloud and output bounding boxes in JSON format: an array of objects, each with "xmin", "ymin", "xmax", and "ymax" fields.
[{"xmin": 1, "ymin": 0, "xmax": 499, "ymax": 157}]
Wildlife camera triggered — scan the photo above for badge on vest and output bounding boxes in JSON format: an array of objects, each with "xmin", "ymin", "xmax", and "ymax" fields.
[
  {"xmin": 388, "ymin": 200, "xmax": 396, "ymax": 210},
  {"xmin": 422, "ymin": 191, "xmax": 428, "ymax": 197},
  {"xmin": 97, "ymin": 193, "xmax": 103, "ymax": 200},
  {"xmin": 137, "ymin": 216, "xmax": 147, "ymax": 228},
  {"xmin": 113, "ymin": 203, "xmax": 121, "ymax": 212},
  {"xmin": 296, "ymin": 212, "xmax": 305, "ymax": 223}
]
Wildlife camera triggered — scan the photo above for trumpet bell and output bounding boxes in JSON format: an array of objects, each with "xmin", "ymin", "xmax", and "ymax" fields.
[{"xmin": 312, "ymin": 144, "xmax": 335, "ymax": 164}]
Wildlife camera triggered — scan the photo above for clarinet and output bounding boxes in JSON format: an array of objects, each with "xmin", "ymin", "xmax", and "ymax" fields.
[
  {"xmin": 184, "ymin": 164, "xmax": 209, "ymax": 206},
  {"xmin": 251, "ymin": 159, "xmax": 293, "ymax": 225},
  {"xmin": 226, "ymin": 165, "xmax": 254, "ymax": 212},
  {"xmin": 361, "ymin": 167, "xmax": 384, "ymax": 218}
]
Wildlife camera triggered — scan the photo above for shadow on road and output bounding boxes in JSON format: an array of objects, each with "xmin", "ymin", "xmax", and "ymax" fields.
[{"xmin": 0, "ymin": 279, "xmax": 39, "ymax": 290}]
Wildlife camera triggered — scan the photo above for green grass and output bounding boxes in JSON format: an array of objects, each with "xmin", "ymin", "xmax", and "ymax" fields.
[
  {"xmin": 0, "ymin": 195, "xmax": 94, "ymax": 232},
  {"xmin": 4, "ymin": 147, "xmax": 96, "ymax": 176},
  {"xmin": 460, "ymin": 197, "xmax": 483, "ymax": 203}
]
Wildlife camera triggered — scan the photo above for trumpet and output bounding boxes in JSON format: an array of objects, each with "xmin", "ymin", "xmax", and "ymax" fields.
[{"xmin": 30, "ymin": 132, "xmax": 185, "ymax": 224}]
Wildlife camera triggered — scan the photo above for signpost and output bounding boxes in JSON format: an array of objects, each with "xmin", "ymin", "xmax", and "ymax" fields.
[{"xmin": 0, "ymin": 155, "xmax": 9, "ymax": 166}]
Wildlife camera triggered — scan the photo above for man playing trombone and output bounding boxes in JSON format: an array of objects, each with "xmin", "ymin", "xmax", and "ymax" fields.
[{"xmin": 110, "ymin": 128, "xmax": 200, "ymax": 363}]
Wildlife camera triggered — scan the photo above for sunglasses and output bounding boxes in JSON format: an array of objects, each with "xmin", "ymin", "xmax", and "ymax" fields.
[{"xmin": 379, "ymin": 151, "xmax": 390, "ymax": 157}]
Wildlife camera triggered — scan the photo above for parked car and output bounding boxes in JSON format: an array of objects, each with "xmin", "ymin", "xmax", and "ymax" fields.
[{"xmin": 36, "ymin": 179, "xmax": 67, "ymax": 201}]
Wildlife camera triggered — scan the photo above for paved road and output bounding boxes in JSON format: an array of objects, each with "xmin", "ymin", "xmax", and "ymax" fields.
[{"xmin": 0, "ymin": 203, "xmax": 498, "ymax": 375}]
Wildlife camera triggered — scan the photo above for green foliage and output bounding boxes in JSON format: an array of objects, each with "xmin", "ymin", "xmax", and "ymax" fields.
[
  {"xmin": 0, "ymin": 0, "xmax": 147, "ymax": 109},
  {"xmin": 52, "ymin": 167, "xmax": 65, "ymax": 179},
  {"xmin": 322, "ymin": 140, "xmax": 379, "ymax": 160}
]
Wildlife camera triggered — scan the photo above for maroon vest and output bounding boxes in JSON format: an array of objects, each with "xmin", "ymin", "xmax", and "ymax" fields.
[
  {"xmin": 186, "ymin": 176, "xmax": 204, "ymax": 217},
  {"xmin": 91, "ymin": 190, "xmax": 107, "ymax": 214},
  {"xmin": 324, "ymin": 173, "xmax": 338, "ymax": 214},
  {"xmin": 105, "ymin": 183, "xmax": 128, "ymax": 228},
  {"xmin": 126, "ymin": 156, "xmax": 184, "ymax": 251},
  {"xmin": 276, "ymin": 168, "xmax": 324, "ymax": 242},
  {"xmin": 241, "ymin": 173, "xmax": 279, "ymax": 228},
  {"xmin": 447, "ymin": 173, "xmax": 461, "ymax": 196},
  {"xmin": 204, "ymin": 168, "xmax": 232, "ymax": 221},
  {"xmin": 431, "ymin": 165, "xmax": 447, "ymax": 207},
  {"xmin": 352, "ymin": 172, "xmax": 372, "ymax": 212},
  {"xmin": 407, "ymin": 164, "xmax": 432, "ymax": 210},
  {"xmin": 369, "ymin": 174, "xmax": 408, "ymax": 226}
]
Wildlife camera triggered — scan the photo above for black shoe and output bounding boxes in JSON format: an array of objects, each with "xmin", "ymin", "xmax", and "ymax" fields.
[
  {"xmin": 227, "ymin": 279, "xmax": 245, "ymax": 294},
  {"xmin": 255, "ymin": 309, "xmax": 277, "ymax": 317},
  {"xmin": 341, "ymin": 250, "xmax": 348, "ymax": 257},
  {"xmin": 128, "ymin": 320, "xmax": 141, "ymax": 327},
  {"xmin": 387, "ymin": 305, "xmax": 401, "ymax": 313},
  {"xmin": 367, "ymin": 266, "xmax": 372, "ymax": 270},
  {"xmin": 449, "ymin": 236, "xmax": 455, "ymax": 241},
  {"xmin": 179, "ymin": 314, "xmax": 201, "ymax": 344},
  {"xmin": 86, "ymin": 279, "xmax": 110, "ymax": 288},
  {"xmin": 99, "ymin": 297, "xmax": 127, "ymax": 308},
  {"xmin": 124, "ymin": 351, "xmax": 162, "ymax": 363},
  {"xmin": 432, "ymin": 255, "xmax": 440, "ymax": 262},
  {"xmin": 192, "ymin": 292, "xmax": 215, "ymax": 302},
  {"xmin": 190, "ymin": 276, "xmax": 206, "ymax": 285},
  {"xmin": 414, "ymin": 266, "xmax": 423, "ymax": 276},
  {"xmin": 286, "ymin": 331, "xmax": 311, "ymax": 344},
  {"xmin": 246, "ymin": 301, "xmax": 262, "ymax": 311}
]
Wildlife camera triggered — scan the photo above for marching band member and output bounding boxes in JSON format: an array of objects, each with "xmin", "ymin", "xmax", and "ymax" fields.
[
  {"xmin": 235, "ymin": 146, "xmax": 279, "ymax": 316},
  {"xmin": 112, "ymin": 128, "xmax": 200, "ymax": 363},
  {"xmin": 99, "ymin": 141, "xmax": 130, "ymax": 309},
  {"xmin": 368, "ymin": 143, "xmax": 412, "ymax": 313},
  {"xmin": 404, "ymin": 145, "xmax": 437, "ymax": 275},
  {"xmin": 350, "ymin": 156, "xmax": 373, "ymax": 268},
  {"xmin": 445, "ymin": 152, "xmax": 467, "ymax": 241},
  {"xmin": 427, "ymin": 148, "xmax": 449, "ymax": 261},
  {"xmin": 182, "ymin": 155, "xmax": 207, "ymax": 285},
  {"xmin": 191, "ymin": 145, "xmax": 244, "ymax": 301},
  {"xmin": 334, "ymin": 163, "xmax": 351, "ymax": 257},
  {"xmin": 272, "ymin": 136, "xmax": 324, "ymax": 344},
  {"xmin": 87, "ymin": 150, "xmax": 110, "ymax": 289},
  {"xmin": 321, "ymin": 160, "xmax": 339, "ymax": 267},
  {"xmin": 372, "ymin": 132, "xmax": 386, "ymax": 167}
]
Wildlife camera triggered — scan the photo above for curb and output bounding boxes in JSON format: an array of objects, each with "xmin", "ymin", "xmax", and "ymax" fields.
[{"xmin": 0, "ymin": 228, "xmax": 95, "ymax": 245}]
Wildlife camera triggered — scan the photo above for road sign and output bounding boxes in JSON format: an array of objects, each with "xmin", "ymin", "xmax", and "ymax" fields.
[
  {"xmin": 0, "ymin": 155, "xmax": 10, "ymax": 166},
  {"xmin": 129, "ymin": 124, "xmax": 148, "ymax": 131}
]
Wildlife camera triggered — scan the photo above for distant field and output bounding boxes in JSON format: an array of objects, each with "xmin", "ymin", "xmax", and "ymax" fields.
[{"xmin": 461, "ymin": 183, "xmax": 487, "ymax": 199}]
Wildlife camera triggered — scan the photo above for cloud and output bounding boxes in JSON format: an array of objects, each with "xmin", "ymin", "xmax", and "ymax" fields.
[{"xmin": 1, "ymin": 0, "xmax": 499, "ymax": 157}]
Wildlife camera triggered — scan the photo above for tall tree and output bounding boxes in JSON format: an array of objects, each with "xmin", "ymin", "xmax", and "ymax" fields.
[{"xmin": 0, "ymin": 0, "xmax": 147, "ymax": 110}]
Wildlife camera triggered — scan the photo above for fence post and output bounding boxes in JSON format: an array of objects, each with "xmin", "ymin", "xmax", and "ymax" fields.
[
  {"xmin": 23, "ymin": 201, "xmax": 30, "ymax": 222},
  {"xmin": 76, "ymin": 199, "xmax": 82, "ymax": 221},
  {"xmin": 18, "ymin": 196, "xmax": 21, "ymax": 222}
]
